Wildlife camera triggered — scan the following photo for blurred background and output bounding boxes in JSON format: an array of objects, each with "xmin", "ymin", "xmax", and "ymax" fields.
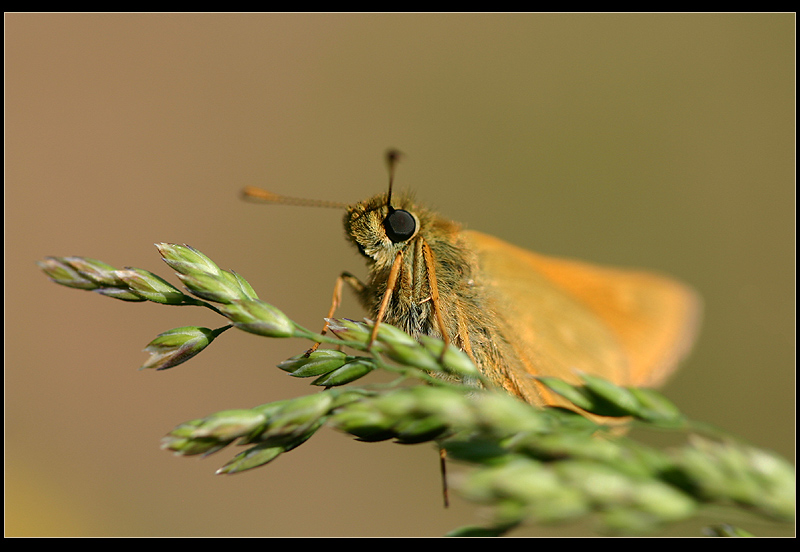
[{"xmin": 6, "ymin": 14, "xmax": 794, "ymax": 537}]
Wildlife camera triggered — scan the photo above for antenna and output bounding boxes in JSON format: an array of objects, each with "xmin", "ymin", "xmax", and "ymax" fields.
[
  {"xmin": 241, "ymin": 186, "xmax": 349, "ymax": 209},
  {"xmin": 242, "ymin": 148, "xmax": 403, "ymax": 210},
  {"xmin": 384, "ymin": 148, "xmax": 403, "ymax": 210}
]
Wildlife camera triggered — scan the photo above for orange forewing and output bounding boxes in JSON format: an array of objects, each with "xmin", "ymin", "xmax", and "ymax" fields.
[{"xmin": 462, "ymin": 230, "xmax": 701, "ymax": 407}]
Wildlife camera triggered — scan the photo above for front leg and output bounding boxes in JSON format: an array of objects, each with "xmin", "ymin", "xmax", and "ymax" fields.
[{"xmin": 305, "ymin": 271, "xmax": 367, "ymax": 355}]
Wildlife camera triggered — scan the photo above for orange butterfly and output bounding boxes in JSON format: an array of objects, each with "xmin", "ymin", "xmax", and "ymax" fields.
[{"xmin": 243, "ymin": 150, "xmax": 700, "ymax": 410}]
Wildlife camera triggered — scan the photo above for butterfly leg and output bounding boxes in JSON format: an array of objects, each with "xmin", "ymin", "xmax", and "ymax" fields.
[
  {"xmin": 368, "ymin": 251, "xmax": 404, "ymax": 349},
  {"xmin": 421, "ymin": 239, "xmax": 451, "ymax": 358},
  {"xmin": 305, "ymin": 271, "xmax": 366, "ymax": 355}
]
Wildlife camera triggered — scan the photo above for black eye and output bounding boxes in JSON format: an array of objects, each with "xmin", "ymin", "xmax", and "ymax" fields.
[{"xmin": 383, "ymin": 209, "xmax": 416, "ymax": 243}]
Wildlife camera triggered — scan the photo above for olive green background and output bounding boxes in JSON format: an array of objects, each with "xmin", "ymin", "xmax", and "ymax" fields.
[{"xmin": 6, "ymin": 14, "xmax": 794, "ymax": 537}]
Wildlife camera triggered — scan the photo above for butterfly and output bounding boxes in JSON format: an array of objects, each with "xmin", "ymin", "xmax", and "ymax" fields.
[{"xmin": 243, "ymin": 150, "xmax": 701, "ymax": 411}]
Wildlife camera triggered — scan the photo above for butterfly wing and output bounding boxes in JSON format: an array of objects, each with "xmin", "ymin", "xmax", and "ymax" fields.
[{"xmin": 463, "ymin": 230, "xmax": 701, "ymax": 405}]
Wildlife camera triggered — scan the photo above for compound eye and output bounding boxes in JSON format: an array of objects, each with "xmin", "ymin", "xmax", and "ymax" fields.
[{"xmin": 383, "ymin": 209, "xmax": 416, "ymax": 243}]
